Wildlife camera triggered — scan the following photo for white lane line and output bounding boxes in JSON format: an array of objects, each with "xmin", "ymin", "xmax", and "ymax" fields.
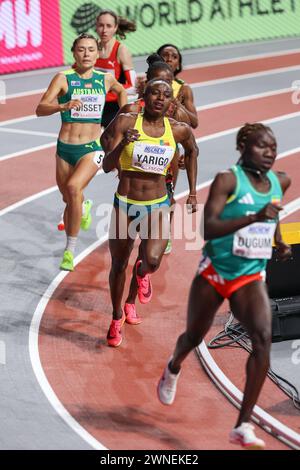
[
  {"xmin": 197, "ymin": 112, "xmax": 300, "ymax": 144},
  {"xmin": 2, "ymin": 66, "xmax": 66, "ymax": 80},
  {"xmin": 4, "ymin": 63, "xmax": 298, "ymax": 104},
  {"xmin": 1, "ymin": 88, "xmax": 300, "ymax": 163},
  {"xmin": 0, "ymin": 81, "xmax": 296, "ymax": 136},
  {"xmin": 190, "ymin": 65, "xmax": 300, "ymax": 88},
  {"xmin": 184, "ymin": 47, "xmax": 300, "ymax": 70},
  {"xmin": 5, "ymin": 88, "xmax": 45, "ymax": 100},
  {"xmin": 197, "ymin": 342, "xmax": 300, "ymax": 450},
  {"xmin": 197, "ymin": 87, "xmax": 292, "ymax": 112},
  {"xmin": 0, "ymin": 128, "xmax": 57, "ymax": 138},
  {"xmin": 29, "ymin": 237, "xmax": 108, "ymax": 451},
  {"xmin": 3, "ymin": 51, "xmax": 300, "ymax": 101},
  {"xmin": 4, "ymin": 63, "xmax": 299, "ymax": 101},
  {"xmin": 0, "ymin": 142, "xmax": 56, "ymax": 163},
  {"xmin": 0, "ymin": 186, "xmax": 58, "ymax": 218},
  {"xmin": 4, "ymin": 64, "xmax": 299, "ymax": 102},
  {"xmin": 180, "ymin": 37, "xmax": 300, "ymax": 58},
  {"xmin": 2, "ymin": 38, "xmax": 298, "ymax": 80},
  {"xmin": 280, "ymin": 198, "xmax": 300, "ymax": 220},
  {"xmin": 0, "ymin": 140, "xmax": 299, "ymax": 218},
  {"xmin": 277, "ymin": 147, "xmax": 300, "ymax": 160},
  {"xmin": 0, "ymin": 141, "xmax": 299, "ymax": 219},
  {"xmin": 0, "ymin": 115, "xmax": 37, "ymax": 127},
  {"xmin": 0, "ymin": 169, "xmax": 104, "ymax": 218},
  {"xmin": 1, "ymin": 141, "xmax": 298, "ymax": 218}
]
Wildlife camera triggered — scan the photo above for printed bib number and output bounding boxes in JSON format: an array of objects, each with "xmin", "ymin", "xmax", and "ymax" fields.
[
  {"xmin": 233, "ymin": 222, "xmax": 276, "ymax": 259},
  {"xmin": 132, "ymin": 142, "xmax": 174, "ymax": 175},
  {"xmin": 71, "ymin": 94, "xmax": 105, "ymax": 119},
  {"xmin": 93, "ymin": 150, "xmax": 105, "ymax": 169}
]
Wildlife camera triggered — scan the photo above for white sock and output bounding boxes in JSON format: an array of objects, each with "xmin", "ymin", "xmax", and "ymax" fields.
[{"xmin": 65, "ymin": 236, "xmax": 77, "ymax": 254}]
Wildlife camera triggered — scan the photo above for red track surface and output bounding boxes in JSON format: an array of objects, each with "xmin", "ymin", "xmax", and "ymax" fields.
[
  {"xmin": 180, "ymin": 52, "xmax": 300, "ymax": 83},
  {"xmin": 2, "ymin": 52, "xmax": 299, "ymax": 123},
  {"xmin": 39, "ymin": 174, "xmax": 299, "ymax": 450},
  {"xmin": 1, "ymin": 92, "xmax": 298, "ymax": 210},
  {"xmin": 0, "ymin": 149, "xmax": 55, "ymax": 208}
]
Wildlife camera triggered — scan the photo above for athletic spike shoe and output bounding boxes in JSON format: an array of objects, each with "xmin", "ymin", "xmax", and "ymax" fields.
[
  {"xmin": 60, "ymin": 250, "xmax": 74, "ymax": 271},
  {"xmin": 80, "ymin": 199, "xmax": 93, "ymax": 231},
  {"xmin": 107, "ymin": 312, "xmax": 125, "ymax": 347},
  {"xmin": 124, "ymin": 303, "xmax": 142, "ymax": 325},
  {"xmin": 157, "ymin": 359, "xmax": 181, "ymax": 405},
  {"xmin": 229, "ymin": 423, "xmax": 266, "ymax": 450},
  {"xmin": 164, "ymin": 238, "xmax": 172, "ymax": 255},
  {"xmin": 136, "ymin": 260, "xmax": 152, "ymax": 304},
  {"xmin": 57, "ymin": 219, "xmax": 65, "ymax": 231},
  {"xmin": 57, "ymin": 212, "xmax": 65, "ymax": 231}
]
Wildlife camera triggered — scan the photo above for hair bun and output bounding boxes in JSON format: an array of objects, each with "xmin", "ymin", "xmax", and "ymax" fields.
[{"xmin": 146, "ymin": 53, "xmax": 164, "ymax": 66}]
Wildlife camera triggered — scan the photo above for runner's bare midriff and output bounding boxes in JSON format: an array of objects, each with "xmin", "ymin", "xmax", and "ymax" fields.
[
  {"xmin": 58, "ymin": 122, "xmax": 101, "ymax": 144},
  {"xmin": 118, "ymin": 171, "xmax": 168, "ymax": 201}
]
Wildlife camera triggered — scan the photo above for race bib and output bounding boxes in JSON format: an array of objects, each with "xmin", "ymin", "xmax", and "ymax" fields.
[
  {"xmin": 71, "ymin": 94, "xmax": 105, "ymax": 119},
  {"xmin": 93, "ymin": 150, "xmax": 105, "ymax": 169},
  {"xmin": 132, "ymin": 142, "xmax": 174, "ymax": 174},
  {"xmin": 233, "ymin": 222, "xmax": 276, "ymax": 259}
]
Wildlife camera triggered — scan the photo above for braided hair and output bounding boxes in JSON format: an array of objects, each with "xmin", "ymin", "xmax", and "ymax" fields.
[
  {"xmin": 236, "ymin": 123, "xmax": 273, "ymax": 152},
  {"xmin": 146, "ymin": 53, "xmax": 173, "ymax": 81}
]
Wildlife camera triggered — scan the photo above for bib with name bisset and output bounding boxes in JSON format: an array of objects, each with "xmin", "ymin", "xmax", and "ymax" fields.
[{"xmin": 58, "ymin": 69, "xmax": 106, "ymax": 124}]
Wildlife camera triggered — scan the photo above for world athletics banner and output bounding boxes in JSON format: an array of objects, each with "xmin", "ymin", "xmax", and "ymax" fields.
[
  {"xmin": 60, "ymin": 0, "xmax": 300, "ymax": 63},
  {"xmin": 1, "ymin": 0, "xmax": 300, "ymax": 74}
]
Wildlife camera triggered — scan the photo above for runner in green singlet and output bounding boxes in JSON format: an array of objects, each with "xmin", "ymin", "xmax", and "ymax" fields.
[
  {"xmin": 36, "ymin": 33, "xmax": 127, "ymax": 271},
  {"xmin": 157, "ymin": 123, "xmax": 292, "ymax": 450}
]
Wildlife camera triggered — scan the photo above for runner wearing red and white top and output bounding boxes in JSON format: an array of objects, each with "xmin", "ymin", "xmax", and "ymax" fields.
[{"xmin": 95, "ymin": 10, "xmax": 137, "ymax": 128}]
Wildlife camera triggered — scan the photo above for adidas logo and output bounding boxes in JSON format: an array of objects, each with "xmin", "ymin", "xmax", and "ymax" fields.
[
  {"xmin": 238, "ymin": 193, "xmax": 255, "ymax": 205},
  {"xmin": 207, "ymin": 274, "xmax": 225, "ymax": 285}
]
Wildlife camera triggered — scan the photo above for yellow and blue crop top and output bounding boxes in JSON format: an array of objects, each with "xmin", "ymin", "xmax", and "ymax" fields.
[
  {"xmin": 172, "ymin": 78, "xmax": 184, "ymax": 99},
  {"xmin": 120, "ymin": 113, "xmax": 177, "ymax": 176}
]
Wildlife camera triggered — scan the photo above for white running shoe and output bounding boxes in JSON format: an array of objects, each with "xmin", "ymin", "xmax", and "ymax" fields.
[
  {"xmin": 229, "ymin": 422, "xmax": 266, "ymax": 450},
  {"xmin": 157, "ymin": 359, "xmax": 181, "ymax": 405}
]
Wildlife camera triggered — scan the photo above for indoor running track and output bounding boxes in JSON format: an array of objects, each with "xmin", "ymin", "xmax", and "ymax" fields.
[{"xmin": 0, "ymin": 37, "xmax": 300, "ymax": 450}]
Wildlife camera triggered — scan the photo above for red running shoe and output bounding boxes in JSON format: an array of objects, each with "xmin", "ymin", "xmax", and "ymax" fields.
[
  {"xmin": 124, "ymin": 303, "xmax": 142, "ymax": 325},
  {"xmin": 107, "ymin": 312, "xmax": 125, "ymax": 347},
  {"xmin": 136, "ymin": 260, "xmax": 152, "ymax": 304}
]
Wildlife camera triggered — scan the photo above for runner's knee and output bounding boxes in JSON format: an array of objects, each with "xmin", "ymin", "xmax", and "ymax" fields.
[
  {"xmin": 251, "ymin": 327, "xmax": 271, "ymax": 354},
  {"xmin": 66, "ymin": 182, "xmax": 81, "ymax": 200},
  {"xmin": 111, "ymin": 257, "xmax": 129, "ymax": 274},
  {"xmin": 145, "ymin": 253, "xmax": 160, "ymax": 272},
  {"xmin": 186, "ymin": 330, "xmax": 203, "ymax": 349}
]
